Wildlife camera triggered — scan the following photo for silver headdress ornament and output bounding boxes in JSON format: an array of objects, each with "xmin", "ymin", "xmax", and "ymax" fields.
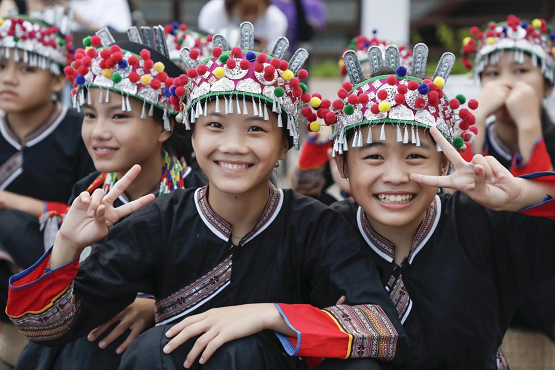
[{"xmin": 175, "ymin": 22, "xmax": 308, "ymax": 149}]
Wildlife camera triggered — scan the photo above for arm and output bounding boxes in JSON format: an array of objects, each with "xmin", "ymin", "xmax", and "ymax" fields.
[
  {"xmin": 0, "ymin": 190, "xmax": 66, "ymax": 217},
  {"xmin": 511, "ymin": 137, "xmax": 553, "ymax": 176}
]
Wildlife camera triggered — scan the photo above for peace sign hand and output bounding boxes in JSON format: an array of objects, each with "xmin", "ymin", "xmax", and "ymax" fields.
[
  {"xmin": 410, "ymin": 127, "xmax": 522, "ymax": 211},
  {"xmin": 57, "ymin": 165, "xmax": 155, "ymax": 254}
]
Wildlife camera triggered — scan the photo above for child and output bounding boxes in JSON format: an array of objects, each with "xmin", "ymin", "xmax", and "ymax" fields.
[
  {"xmin": 164, "ymin": 22, "xmax": 212, "ymax": 68},
  {"xmin": 282, "ymin": 44, "xmax": 555, "ymax": 369},
  {"xmin": 6, "ymin": 24, "xmax": 407, "ymax": 369},
  {"xmin": 460, "ymin": 15, "xmax": 554, "ymax": 176},
  {"xmin": 16, "ymin": 26, "xmax": 207, "ymax": 370},
  {"xmin": 0, "ymin": 7, "xmax": 94, "ymax": 367}
]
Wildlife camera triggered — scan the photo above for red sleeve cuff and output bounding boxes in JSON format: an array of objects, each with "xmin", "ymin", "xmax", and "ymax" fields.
[
  {"xmin": 7, "ymin": 247, "xmax": 79, "ymax": 318},
  {"xmin": 45, "ymin": 201, "xmax": 69, "ymax": 214},
  {"xmin": 511, "ymin": 138, "xmax": 553, "ymax": 176},
  {"xmin": 459, "ymin": 142, "xmax": 475, "ymax": 163},
  {"xmin": 298, "ymin": 134, "xmax": 332, "ymax": 171},
  {"xmin": 518, "ymin": 172, "xmax": 555, "ymax": 220}
]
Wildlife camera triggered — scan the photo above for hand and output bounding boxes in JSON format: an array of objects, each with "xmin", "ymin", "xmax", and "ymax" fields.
[
  {"xmin": 56, "ymin": 165, "xmax": 155, "ymax": 254},
  {"xmin": 505, "ymin": 82, "xmax": 542, "ymax": 130},
  {"xmin": 163, "ymin": 304, "xmax": 286, "ymax": 368},
  {"xmin": 336, "ymin": 296, "xmax": 346, "ymax": 305},
  {"xmin": 88, "ymin": 297, "xmax": 155, "ymax": 355},
  {"xmin": 410, "ymin": 127, "xmax": 523, "ymax": 211},
  {"xmin": 475, "ymin": 81, "xmax": 512, "ymax": 119},
  {"xmin": 0, "ymin": 191, "xmax": 5, "ymax": 209}
]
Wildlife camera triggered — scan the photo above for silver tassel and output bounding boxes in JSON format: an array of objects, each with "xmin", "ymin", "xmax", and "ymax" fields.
[
  {"xmin": 121, "ymin": 93, "xmax": 126, "ymax": 111},
  {"xmin": 87, "ymin": 87, "xmax": 92, "ymax": 105},
  {"xmin": 141, "ymin": 101, "xmax": 146, "ymax": 118},
  {"xmin": 105, "ymin": 88, "xmax": 110, "ymax": 103},
  {"xmin": 190, "ymin": 107, "xmax": 196, "ymax": 123},
  {"xmin": 224, "ymin": 96, "xmax": 229, "ymax": 114},
  {"xmin": 357, "ymin": 128, "xmax": 363, "ymax": 147},
  {"xmin": 163, "ymin": 109, "xmax": 170, "ymax": 131},
  {"xmin": 272, "ymin": 99, "xmax": 277, "ymax": 113},
  {"xmin": 99, "ymin": 88, "xmax": 103, "ymax": 103},
  {"xmin": 184, "ymin": 112, "xmax": 191, "ymax": 130},
  {"xmin": 367, "ymin": 125, "xmax": 373, "ymax": 144},
  {"xmin": 263, "ymin": 103, "xmax": 269, "ymax": 120},
  {"xmin": 416, "ymin": 127, "xmax": 421, "ymax": 146},
  {"xmin": 197, "ymin": 100, "xmax": 203, "ymax": 116},
  {"xmin": 204, "ymin": 100, "xmax": 208, "ymax": 116},
  {"xmin": 229, "ymin": 96, "xmax": 233, "ymax": 114},
  {"xmin": 352, "ymin": 130, "xmax": 358, "ymax": 147},
  {"xmin": 72, "ymin": 93, "xmax": 77, "ymax": 108},
  {"xmin": 277, "ymin": 113, "xmax": 283, "ymax": 127},
  {"xmin": 149, "ymin": 103, "xmax": 154, "ymax": 117},
  {"xmin": 258, "ymin": 98, "xmax": 263, "ymax": 118},
  {"xmin": 436, "ymin": 142, "xmax": 442, "ymax": 152},
  {"xmin": 411, "ymin": 125, "xmax": 416, "ymax": 144},
  {"xmin": 403, "ymin": 126, "xmax": 409, "ymax": 144},
  {"xmin": 215, "ymin": 95, "xmax": 220, "ymax": 113},
  {"xmin": 343, "ymin": 136, "xmax": 349, "ymax": 151},
  {"xmin": 236, "ymin": 94, "xmax": 241, "ymax": 114},
  {"xmin": 253, "ymin": 99, "xmax": 259, "ymax": 116},
  {"xmin": 396, "ymin": 124, "xmax": 402, "ymax": 142},
  {"xmin": 79, "ymin": 89, "xmax": 85, "ymax": 106},
  {"xmin": 126, "ymin": 95, "xmax": 132, "ymax": 112},
  {"xmin": 243, "ymin": 95, "xmax": 248, "ymax": 115},
  {"xmin": 380, "ymin": 123, "xmax": 386, "ymax": 140}
]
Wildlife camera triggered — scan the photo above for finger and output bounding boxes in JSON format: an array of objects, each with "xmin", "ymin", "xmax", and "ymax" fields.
[
  {"xmin": 166, "ymin": 314, "xmax": 206, "ymax": 338},
  {"xmin": 336, "ymin": 296, "xmax": 346, "ymax": 305},
  {"xmin": 484, "ymin": 156, "xmax": 506, "ymax": 180},
  {"xmin": 114, "ymin": 194, "xmax": 155, "ymax": 220},
  {"xmin": 429, "ymin": 127, "xmax": 466, "ymax": 168},
  {"xmin": 198, "ymin": 335, "xmax": 226, "ymax": 365},
  {"xmin": 473, "ymin": 164, "xmax": 488, "ymax": 197},
  {"xmin": 115, "ymin": 324, "xmax": 143, "ymax": 355},
  {"xmin": 103, "ymin": 165, "xmax": 142, "ymax": 205},
  {"xmin": 410, "ymin": 173, "xmax": 454, "ymax": 189},
  {"xmin": 164, "ymin": 321, "xmax": 207, "ymax": 354},
  {"xmin": 184, "ymin": 331, "xmax": 218, "ymax": 368},
  {"xmin": 88, "ymin": 313, "xmax": 121, "ymax": 342},
  {"xmin": 98, "ymin": 319, "xmax": 132, "ymax": 349},
  {"xmin": 472, "ymin": 155, "xmax": 494, "ymax": 183},
  {"xmin": 72, "ymin": 191, "xmax": 91, "ymax": 210},
  {"xmin": 88, "ymin": 189, "xmax": 105, "ymax": 217}
]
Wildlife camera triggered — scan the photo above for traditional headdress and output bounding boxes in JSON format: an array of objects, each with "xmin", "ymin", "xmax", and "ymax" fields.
[
  {"xmin": 64, "ymin": 26, "xmax": 186, "ymax": 130},
  {"xmin": 339, "ymin": 32, "xmax": 412, "ymax": 78},
  {"xmin": 176, "ymin": 22, "xmax": 310, "ymax": 149},
  {"xmin": 163, "ymin": 22, "xmax": 212, "ymax": 63},
  {"xmin": 0, "ymin": 6, "xmax": 74, "ymax": 75},
  {"xmin": 305, "ymin": 43, "xmax": 479, "ymax": 155},
  {"xmin": 461, "ymin": 15, "xmax": 555, "ymax": 84}
]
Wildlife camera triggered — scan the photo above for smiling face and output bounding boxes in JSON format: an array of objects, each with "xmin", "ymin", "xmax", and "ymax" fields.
[
  {"xmin": 82, "ymin": 88, "xmax": 171, "ymax": 173},
  {"xmin": 336, "ymin": 124, "xmax": 449, "ymax": 233},
  {"xmin": 192, "ymin": 100, "xmax": 288, "ymax": 196},
  {"xmin": 0, "ymin": 50, "xmax": 65, "ymax": 113}
]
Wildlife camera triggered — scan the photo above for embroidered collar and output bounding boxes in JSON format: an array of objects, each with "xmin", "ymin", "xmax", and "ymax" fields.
[
  {"xmin": 195, "ymin": 182, "xmax": 283, "ymax": 245},
  {"xmin": 0, "ymin": 103, "xmax": 66, "ymax": 150},
  {"xmin": 357, "ymin": 195, "xmax": 441, "ymax": 264}
]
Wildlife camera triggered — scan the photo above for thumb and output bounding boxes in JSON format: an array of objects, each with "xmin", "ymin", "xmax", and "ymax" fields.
[{"xmin": 336, "ymin": 296, "xmax": 346, "ymax": 305}]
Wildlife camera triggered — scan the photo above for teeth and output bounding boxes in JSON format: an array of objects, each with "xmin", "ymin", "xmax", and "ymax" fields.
[
  {"xmin": 376, "ymin": 194, "xmax": 414, "ymax": 204},
  {"xmin": 219, "ymin": 162, "xmax": 250, "ymax": 170},
  {"xmin": 95, "ymin": 148, "xmax": 115, "ymax": 152}
]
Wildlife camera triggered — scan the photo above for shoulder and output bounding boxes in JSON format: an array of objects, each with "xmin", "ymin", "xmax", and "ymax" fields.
[
  {"xmin": 281, "ymin": 190, "xmax": 354, "ymax": 227},
  {"xmin": 184, "ymin": 168, "xmax": 208, "ymax": 188}
]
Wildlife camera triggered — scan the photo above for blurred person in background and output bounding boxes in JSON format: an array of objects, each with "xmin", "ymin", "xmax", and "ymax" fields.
[{"xmin": 273, "ymin": 0, "xmax": 325, "ymax": 50}]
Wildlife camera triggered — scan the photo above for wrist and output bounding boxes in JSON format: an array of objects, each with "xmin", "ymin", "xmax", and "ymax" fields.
[{"xmin": 54, "ymin": 233, "xmax": 84, "ymax": 260}]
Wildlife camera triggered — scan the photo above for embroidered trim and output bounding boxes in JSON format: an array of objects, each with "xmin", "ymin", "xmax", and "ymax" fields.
[
  {"xmin": 388, "ymin": 275, "xmax": 412, "ymax": 324},
  {"xmin": 9, "ymin": 283, "xmax": 81, "ymax": 342},
  {"xmin": 155, "ymin": 255, "xmax": 232, "ymax": 325},
  {"xmin": 0, "ymin": 151, "xmax": 23, "ymax": 190},
  {"xmin": 322, "ymin": 304, "xmax": 398, "ymax": 360}
]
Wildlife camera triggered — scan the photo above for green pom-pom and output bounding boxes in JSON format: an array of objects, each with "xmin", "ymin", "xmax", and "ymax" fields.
[
  {"xmin": 83, "ymin": 36, "xmax": 92, "ymax": 47},
  {"xmin": 177, "ymin": 37, "xmax": 184, "ymax": 45},
  {"xmin": 59, "ymin": 40, "xmax": 66, "ymax": 47},
  {"xmin": 343, "ymin": 104, "xmax": 355, "ymax": 115},
  {"xmin": 111, "ymin": 73, "xmax": 122, "ymax": 83},
  {"xmin": 300, "ymin": 83, "xmax": 307, "ymax": 93},
  {"xmin": 274, "ymin": 87, "xmax": 285, "ymax": 98},
  {"xmin": 219, "ymin": 54, "xmax": 229, "ymax": 64},
  {"xmin": 456, "ymin": 94, "xmax": 466, "ymax": 104},
  {"xmin": 453, "ymin": 137, "xmax": 464, "ymax": 148},
  {"xmin": 13, "ymin": 36, "xmax": 19, "ymax": 42}
]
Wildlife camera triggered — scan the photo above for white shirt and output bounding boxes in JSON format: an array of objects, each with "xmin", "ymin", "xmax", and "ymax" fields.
[{"xmin": 70, "ymin": 0, "xmax": 132, "ymax": 32}]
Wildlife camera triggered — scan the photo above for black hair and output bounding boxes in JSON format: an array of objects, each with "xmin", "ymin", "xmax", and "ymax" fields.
[{"xmin": 151, "ymin": 109, "xmax": 194, "ymax": 164}]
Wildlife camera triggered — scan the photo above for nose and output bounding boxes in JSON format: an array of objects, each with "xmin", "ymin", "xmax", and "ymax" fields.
[
  {"xmin": 218, "ymin": 128, "xmax": 249, "ymax": 155},
  {"xmin": 0, "ymin": 63, "xmax": 18, "ymax": 86},
  {"xmin": 382, "ymin": 160, "xmax": 410, "ymax": 185},
  {"xmin": 91, "ymin": 117, "xmax": 112, "ymax": 141}
]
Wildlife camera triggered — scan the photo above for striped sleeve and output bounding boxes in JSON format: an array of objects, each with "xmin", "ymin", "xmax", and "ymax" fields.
[
  {"xmin": 511, "ymin": 138, "xmax": 553, "ymax": 177},
  {"xmin": 274, "ymin": 303, "xmax": 398, "ymax": 360},
  {"xmin": 518, "ymin": 172, "xmax": 555, "ymax": 219},
  {"xmin": 6, "ymin": 247, "xmax": 80, "ymax": 342}
]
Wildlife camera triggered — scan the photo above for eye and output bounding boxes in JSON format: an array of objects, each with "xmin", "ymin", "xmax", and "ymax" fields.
[
  {"xmin": 247, "ymin": 126, "xmax": 265, "ymax": 132},
  {"xmin": 84, "ymin": 112, "xmax": 96, "ymax": 119},
  {"xmin": 364, "ymin": 154, "xmax": 383, "ymax": 160},
  {"xmin": 407, "ymin": 154, "xmax": 426, "ymax": 159},
  {"xmin": 113, "ymin": 114, "xmax": 129, "ymax": 120},
  {"xmin": 21, "ymin": 66, "xmax": 36, "ymax": 73},
  {"xmin": 209, "ymin": 121, "xmax": 223, "ymax": 129},
  {"xmin": 483, "ymin": 70, "xmax": 499, "ymax": 77},
  {"xmin": 514, "ymin": 68, "xmax": 529, "ymax": 75}
]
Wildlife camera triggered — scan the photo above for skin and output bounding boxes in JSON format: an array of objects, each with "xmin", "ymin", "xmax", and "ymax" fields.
[
  {"xmin": 0, "ymin": 50, "xmax": 66, "ymax": 216},
  {"xmin": 473, "ymin": 52, "xmax": 554, "ymax": 164},
  {"xmin": 335, "ymin": 124, "xmax": 555, "ymax": 265},
  {"xmin": 52, "ymin": 102, "xmax": 294, "ymax": 367}
]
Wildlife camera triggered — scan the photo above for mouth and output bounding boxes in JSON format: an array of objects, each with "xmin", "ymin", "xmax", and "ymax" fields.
[
  {"xmin": 0, "ymin": 91, "xmax": 17, "ymax": 97},
  {"xmin": 215, "ymin": 161, "xmax": 253, "ymax": 170},
  {"xmin": 374, "ymin": 193, "xmax": 416, "ymax": 204},
  {"xmin": 93, "ymin": 146, "xmax": 118, "ymax": 155}
]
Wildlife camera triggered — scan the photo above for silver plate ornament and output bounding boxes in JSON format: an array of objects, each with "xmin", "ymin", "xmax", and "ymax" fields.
[
  {"xmin": 409, "ymin": 43, "xmax": 428, "ymax": 79},
  {"xmin": 271, "ymin": 37, "xmax": 289, "ymax": 59},
  {"xmin": 212, "ymin": 34, "xmax": 230, "ymax": 51},
  {"xmin": 140, "ymin": 27, "xmax": 154, "ymax": 49},
  {"xmin": 153, "ymin": 26, "xmax": 169, "ymax": 58},
  {"xmin": 225, "ymin": 59, "xmax": 248, "ymax": 79},
  {"xmin": 384, "ymin": 45, "xmax": 400, "ymax": 70},
  {"xmin": 389, "ymin": 104, "xmax": 415, "ymax": 121},
  {"xmin": 239, "ymin": 22, "xmax": 255, "ymax": 50},
  {"xmin": 432, "ymin": 52, "xmax": 455, "ymax": 82},
  {"xmin": 237, "ymin": 79, "xmax": 262, "ymax": 95},
  {"xmin": 127, "ymin": 27, "xmax": 143, "ymax": 44},
  {"xmin": 288, "ymin": 48, "xmax": 309, "ymax": 74},
  {"xmin": 367, "ymin": 46, "xmax": 384, "ymax": 77},
  {"xmin": 96, "ymin": 27, "xmax": 116, "ymax": 47},
  {"xmin": 343, "ymin": 50, "xmax": 365, "ymax": 85},
  {"xmin": 137, "ymin": 85, "xmax": 158, "ymax": 104},
  {"xmin": 263, "ymin": 86, "xmax": 275, "ymax": 99},
  {"xmin": 415, "ymin": 109, "xmax": 435, "ymax": 127},
  {"xmin": 211, "ymin": 77, "xmax": 235, "ymax": 92},
  {"xmin": 93, "ymin": 75, "xmax": 114, "ymax": 88},
  {"xmin": 254, "ymin": 63, "xmax": 278, "ymax": 85},
  {"xmin": 179, "ymin": 48, "xmax": 199, "ymax": 70}
]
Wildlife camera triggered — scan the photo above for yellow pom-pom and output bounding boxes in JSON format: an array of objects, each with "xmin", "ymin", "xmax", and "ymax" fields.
[
  {"xmin": 102, "ymin": 69, "xmax": 112, "ymax": 79},
  {"xmin": 140, "ymin": 74, "xmax": 152, "ymax": 86},
  {"xmin": 379, "ymin": 101, "xmax": 391, "ymax": 113},
  {"xmin": 532, "ymin": 19, "xmax": 542, "ymax": 29},
  {"xmin": 338, "ymin": 59, "xmax": 345, "ymax": 67},
  {"xmin": 282, "ymin": 69, "xmax": 294, "ymax": 81},
  {"xmin": 85, "ymin": 46, "xmax": 92, "ymax": 51},
  {"xmin": 552, "ymin": 47, "xmax": 555, "ymax": 55},
  {"xmin": 0, "ymin": 19, "xmax": 4, "ymax": 26},
  {"xmin": 487, "ymin": 37, "xmax": 495, "ymax": 45},
  {"xmin": 466, "ymin": 71, "xmax": 472, "ymax": 79},
  {"xmin": 462, "ymin": 37, "xmax": 472, "ymax": 46},
  {"xmin": 309, "ymin": 121, "xmax": 321, "ymax": 132},
  {"xmin": 214, "ymin": 67, "xmax": 225, "ymax": 79},
  {"xmin": 433, "ymin": 76, "xmax": 445, "ymax": 89},
  {"xmin": 154, "ymin": 62, "xmax": 165, "ymax": 73},
  {"xmin": 310, "ymin": 97, "xmax": 321, "ymax": 108}
]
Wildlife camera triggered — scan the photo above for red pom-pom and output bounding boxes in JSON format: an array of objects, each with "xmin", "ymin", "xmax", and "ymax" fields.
[
  {"xmin": 166, "ymin": 78, "xmax": 174, "ymax": 86},
  {"xmin": 301, "ymin": 107, "xmax": 312, "ymax": 117},
  {"xmin": 77, "ymin": 66, "xmax": 88, "ymax": 76},
  {"xmin": 438, "ymin": 89, "xmax": 444, "ymax": 99},
  {"xmin": 226, "ymin": 58, "xmax": 237, "ymax": 69},
  {"xmin": 254, "ymin": 62, "xmax": 264, "ymax": 73},
  {"xmin": 86, "ymin": 48, "xmax": 98, "ymax": 58},
  {"xmin": 348, "ymin": 94, "xmax": 359, "ymax": 105},
  {"xmin": 358, "ymin": 94, "xmax": 369, "ymax": 105},
  {"xmin": 408, "ymin": 80, "xmax": 419, "ymax": 90},
  {"xmin": 128, "ymin": 56, "xmax": 139, "ymax": 66},
  {"xmin": 394, "ymin": 94, "xmax": 405, "ymax": 104},
  {"xmin": 100, "ymin": 49, "xmax": 111, "ymax": 59},
  {"xmin": 264, "ymin": 73, "xmax": 274, "ymax": 82},
  {"xmin": 189, "ymin": 49, "xmax": 200, "ymax": 60},
  {"xmin": 461, "ymin": 132, "xmax": 472, "ymax": 142},
  {"xmin": 109, "ymin": 45, "xmax": 121, "ymax": 54},
  {"xmin": 197, "ymin": 64, "xmax": 208, "ymax": 75},
  {"xmin": 306, "ymin": 122, "xmax": 313, "ymax": 132},
  {"xmin": 270, "ymin": 58, "xmax": 281, "ymax": 69},
  {"xmin": 289, "ymin": 78, "xmax": 300, "ymax": 88},
  {"xmin": 179, "ymin": 74, "xmax": 189, "ymax": 85},
  {"xmin": 112, "ymin": 52, "xmax": 123, "ymax": 62},
  {"xmin": 187, "ymin": 68, "xmax": 198, "ymax": 79},
  {"xmin": 397, "ymin": 84, "xmax": 408, "ymax": 94},
  {"xmin": 468, "ymin": 99, "xmax": 479, "ymax": 110},
  {"xmin": 465, "ymin": 114, "xmax": 476, "ymax": 125},
  {"xmin": 105, "ymin": 57, "xmax": 116, "ymax": 69},
  {"xmin": 240, "ymin": 59, "xmax": 250, "ymax": 70},
  {"xmin": 212, "ymin": 47, "xmax": 222, "ymax": 58},
  {"xmin": 469, "ymin": 126, "xmax": 478, "ymax": 134},
  {"xmin": 470, "ymin": 26, "xmax": 479, "ymax": 35},
  {"xmin": 293, "ymin": 87, "xmax": 303, "ymax": 97},
  {"xmin": 129, "ymin": 72, "xmax": 140, "ymax": 83},
  {"xmin": 175, "ymin": 86, "xmax": 186, "ymax": 97},
  {"xmin": 449, "ymin": 99, "xmax": 460, "ymax": 109},
  {"xmin": 423, "ymin": 79, "xmax": 431, "ymax": 84},
  {"xmin": 332, "ymin": 99, "xmax": 344, "ymax": 111},
  {"xmin": 99, "ymin": 60, "xmax": 106, "ymax": 69},
  {"xmin": 90, "ymin": 35, "xmax": 101, "ymax": 47},
  {"xmin": 321, "ymin": 99, "xmax": 331, "ymax": 109},
  {"xmin": 164, "ymin": 24, "xmax": 173, "ymax": 34},
  {"xmin": 173, "ymin": 79, "xmax": 182, "ymax": 87},
  {"xmin": 144, "ymin": 59, "xmax": 154, "ymax": 69},
  {"xmin": 377, "ymin": 90, "xmax": 388, "ymax": 100},
  {"xmin": 370, "ymin": 104, "xmax": 380, "ymax": 114},
  {"xmin": 386, "ymin": 75, "xmax": 397, "ymax": 85},
  {"xmin": 257, "ymin": 53, "xmax": 267, "ymax": 63},
  {"xmin": 415, "ymin": 97, "xmax": 426, "ymax": 108},
  {"xmin": 280, "ymin": 60, "xmax": 289, "ymax": 71},
  {"xmin": 264, "ymin": 65, "xmax": 276, "ymax": 75},
  {"xmin": 317, "ymin": 108, "xmax": 329, "ymax": 119},
  {"xmin": 459, "ymin": 108, "xmax": 470, "ymax": 119},
  {"xmin": 428, "ymin": 91, "xmax": 438, "ymax": 101},
  {"xmin": 231, "ymin": 47, "xmax": 242, "ymax": 57},
  {"xmin": 170, "ymin": 96, "xmax": 180, "ymax": 105},
  {"xmin": 337, "ymin": 88, "xmax": 348, "ymax": 99},
  {"xmin": 427, "ymin": 83, "xmax": 437, "ymax": 91},
  {"xmin": 156, "ymin": 72, "xmax": 168, "ymax": 82},
  {"xmin": 150, "ymin": 79, "xmax": 162, "ymax": 90},
  {"xmin": 301, "ymin": 93, "xmax": 312, "ymax": 103},
  {"xmin": 140, "ymin": 49, "xmax": 151, "ymax": 60},
  {"xmin": 459, "ymin": 121, "xmax": 470, "ymax": 131},
  {"xmin": 309, "ymin": 113, "xmax": 318, "ymax": 123},
  {"xmin": 298, "ymin": 69, "xmax": 308, "ymax": 80},
  {"xmin": 312, "ymin": 93, "xmax": 322, "ymax": 99},
  {"xmin": 180, "ymin": 24, "xmax": 188, "ymax": 31},
  {"xmin": 325, "ymin": 111, "xmax": 336, "ymax": 125},
  {"xmin": 342, "ymin": 82, "xmax": 353, "ymax": 91}
]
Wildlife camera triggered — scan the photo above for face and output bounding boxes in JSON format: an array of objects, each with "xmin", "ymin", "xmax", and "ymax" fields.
[
  {"xmin": 336, "ymin": 124, "xmax": 448, "ymax": 231},
  {"xmin": 82, "ymin": 88, "xmax": 171, "ymax": 173},
  {"xmin": 0, "ymin": 50, "xmax": 65, "ymax": 113},
  {"xmin": 232, "ymin": 0, "xmax": 267, "ymax": 23},
  {"xmin": 192, "ymin": 100, "xmax": 288, "ymax": 196}
]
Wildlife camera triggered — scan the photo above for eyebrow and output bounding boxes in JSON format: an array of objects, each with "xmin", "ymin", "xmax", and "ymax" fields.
[{"xmin": 360, "ymin": 142, "xmax": 386, "ymax": 149}]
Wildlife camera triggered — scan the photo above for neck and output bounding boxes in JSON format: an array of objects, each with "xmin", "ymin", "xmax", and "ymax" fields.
[
  {"xmin": 493, "ymin": 115, "xmax": 518, "ymax": 153},
  {"xmin": 116, "ymin": 148, "xmax": 165, "ymax": 201},
  {"xmin": 5, "ymin": 101, "xmax": 56, "ymax": 144},
  {"xmin": 208, "ymin": 180, "xmax": 271, "ymax": 242}
]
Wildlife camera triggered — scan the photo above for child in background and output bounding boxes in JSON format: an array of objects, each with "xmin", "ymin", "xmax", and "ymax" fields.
[
  {"xmin": 0, "ymin": 7, "xmax": 93, "ymax": 368},
  {"xmin": 285, "ymin": 43, "xmax": 555, "ymax": 369},
  {"xmin": 6, "ymin": 24, "xmax": 407, "ymax": 369}
]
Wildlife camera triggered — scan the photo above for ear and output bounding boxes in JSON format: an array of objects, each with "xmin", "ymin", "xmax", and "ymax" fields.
[
  {"xmin": 333, "ymin": 154, "xmax": 349, "ymax": 179},
  {"xmin": 440, "ymin": 153, "xmax": 450, "ymax": 175},
  {"xmin": 50, "ymin": 74, "xmax": 66, "ymax": 94},
  {"xmin": 277, "ymin": 136, "xmax": 288, "ymax": 160},
  {"xmin": 158, "ymin": 120, "xmax": 173, "ymax": 143}
]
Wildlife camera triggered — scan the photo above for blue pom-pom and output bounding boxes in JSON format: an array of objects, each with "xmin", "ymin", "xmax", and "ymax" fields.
[
  {"xmin": 396, "ymin": 66, "xmax": 407, "ymax": 77},
  {"xmin": 363, "ymin": 41, "xmax": 370, "ymax": 47},
  {"xmin": 118, "ymin": 60, "xmax": 128, "ymax": 69},
  {"xmin": 164, "ymin": 87, "xmax": 171, "ymax": 98},
  {"xmin": 417, "ymin": 83, "xmax": 429, "ymax": 95},
  {"xmin": 75, "ymin": 75, "xmax": 86, "ymax": 85},
  {"xmin": 245, "ymin": 51, "xmax": 257, "ymax": 62},
  {"xmin": 172, "ymin": 22, "xmax": 180, "ymax": 30},
  {"xmin": 502, "ymin": 26, "xmax": 508, "ymax": 35},
  {"xmin": 170, "ymin": 85, "xmax": 177, "ymax": 97},
  {"xmin": 372, "ymin": 29, "xmax": 378, "ymax": 35},
  {"xmin": 521, "ymin": 21, "xmax": 528, "ymax": 29},
  {"xmin": 550, "ymin": 32, "xmax": 555, "ymax": 41}
]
